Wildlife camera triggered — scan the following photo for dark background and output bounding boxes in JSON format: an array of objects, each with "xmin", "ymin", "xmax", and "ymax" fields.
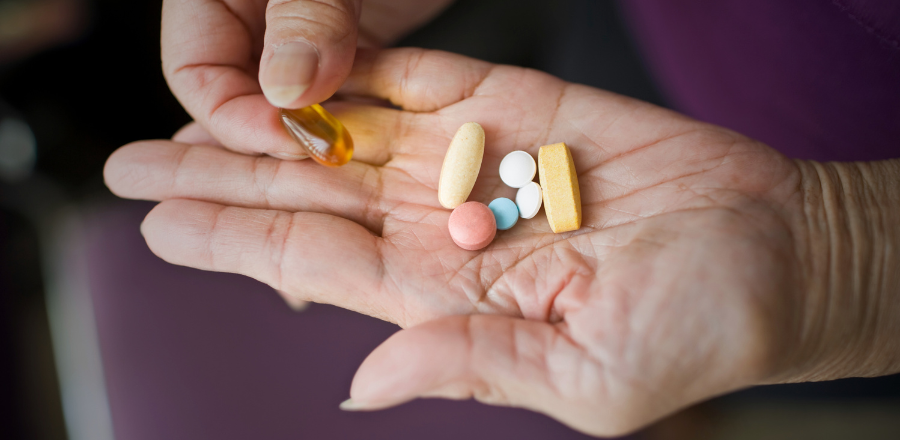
[{"xmin": 1, "ymin": 0, "xmax": 898, "ymax": 439}]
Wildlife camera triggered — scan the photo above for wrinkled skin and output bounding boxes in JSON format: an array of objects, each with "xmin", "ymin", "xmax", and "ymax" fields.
[{"xmin": 106, "ymin": 48, "xmax": 811, "ymax": 436}]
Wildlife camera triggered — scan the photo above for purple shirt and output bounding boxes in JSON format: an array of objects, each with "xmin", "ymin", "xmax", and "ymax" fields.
[{"xmin": 620, "ymin": 0, "xmax": 900, "ymax": 161}]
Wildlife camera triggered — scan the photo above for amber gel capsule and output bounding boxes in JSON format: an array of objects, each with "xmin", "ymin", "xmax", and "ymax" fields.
[{"xmin": 279, "ymin": 104, "xmax": 354, "ymax": 167}]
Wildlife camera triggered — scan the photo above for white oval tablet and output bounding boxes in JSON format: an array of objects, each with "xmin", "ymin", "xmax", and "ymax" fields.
[
  {"xmin": 499, "ymin": 150, "xmax": 536, "ymax": 188},
  {"xmin": 515, "ymin": 182, "xmax": 543, "ymax": 219}
]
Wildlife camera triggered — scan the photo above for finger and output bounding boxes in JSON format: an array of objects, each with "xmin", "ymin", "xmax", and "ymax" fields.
[
  {"xmin": 259, "ymin": 0, "xmax": 362, "ymax": 108},
  {"xmin": 341, "ymin": 48, "xmax": 495, "ymax": 112},
  {"xmin": 343, "ymin": 315, "xmax": 628, "ymax": 436},
  {"xmin": 172, "ymin": 121, "xmax": 313, "ymax": 162},
  {"xmin": 161, "ymin": 0, "xmax": 310, "ymax": 159},
  {"xmin": 105, "ymin": 140, "xmax": 389, "ymax": 233},
  {"xmin": 171, "ymin": 121, "xmax": 225, "ymax": 147},
  {"xmin": 168, "ymin": 102, "xmax": 416, "ymax": 166},
  {"xmin": 141, "ymin": 199, "xmax": 392, "ymax": 320}
]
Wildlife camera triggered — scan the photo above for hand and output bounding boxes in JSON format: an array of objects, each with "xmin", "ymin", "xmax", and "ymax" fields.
[
  {"xmin": 161, "ymin": 0, "xmax": 453, "ymax": 158},
  {"xmin": 107, "ymin": 48, "xmax": 839, "ymax": 436}
]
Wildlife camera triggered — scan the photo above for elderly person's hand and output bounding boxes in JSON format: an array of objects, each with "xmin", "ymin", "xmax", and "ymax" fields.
[
  {"xmin": 105, "ymin": 48, "xmax": 900, "ymax": 436},
  {"xmin": 161, "ymin": 0, "xmax": 453, "ymax": 158}
]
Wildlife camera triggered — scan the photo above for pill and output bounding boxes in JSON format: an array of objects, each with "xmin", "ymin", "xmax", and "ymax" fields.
[
  {"xmin": 515, "ymin": 182, "xmax": 543, "ymax": 219},
  {"xmin": 499, "ymin": 150, "xmax": 537, "ymax": 188},
  {"xmin": 538, "ymin": 143, "xmax": 582, "ymax": 233},
  {"xmin": 448, "ymin": 202, "xmax": 497, "ymax": 250},
  {"xmin": 488, "ymin": 198, "xmax": 519, "ymax": 230},
  {"xmin": 438, "ymin": 122, "xmax": 485, "ymax": 209},
  {"xmin": 280, "ymin": 104, "xmax": 354, "ymax": 167}
]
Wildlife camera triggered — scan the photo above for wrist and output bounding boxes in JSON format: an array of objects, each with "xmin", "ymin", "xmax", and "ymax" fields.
[{"xmin": 785, "ymin": 159, "xmax": 900, "ymax": 382}]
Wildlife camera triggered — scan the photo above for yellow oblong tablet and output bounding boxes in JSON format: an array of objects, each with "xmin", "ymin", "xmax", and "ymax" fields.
[
  {"xmin": 438, "ymin": 122, "xmax": 485, "ymax": 209},
  {"xmin": 538, "ymin": 142, "xmax": 582, "ymax": 233}
]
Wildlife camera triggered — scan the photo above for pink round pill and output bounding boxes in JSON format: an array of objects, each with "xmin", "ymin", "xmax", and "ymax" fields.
[{"xmin": 448, "ymin": 202, "xmax": 497, "ymax": 251}]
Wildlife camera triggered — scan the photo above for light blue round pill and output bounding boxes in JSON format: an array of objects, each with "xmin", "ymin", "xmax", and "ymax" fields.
[{"xmin": 488, "ymin": 198, "xmax": 519, "ymax": 230}]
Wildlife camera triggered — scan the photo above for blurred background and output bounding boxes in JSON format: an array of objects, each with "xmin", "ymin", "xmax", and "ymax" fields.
[{"xmin": 1, "ymin": 0, "xmax": 899, "ymax": 439}]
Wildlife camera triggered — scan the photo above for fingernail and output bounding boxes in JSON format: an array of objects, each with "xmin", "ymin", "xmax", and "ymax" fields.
[
  {"xmin": 270, "ymin": 152, "xmax": 307, "ymax": 160},
  {"xmin": 261, "ymin": 41, "xmax": 319, "ymax": 108},
  {"xmin": 339, "ymin": 397, "xmax": 410, "ymax": 411},
  {"xmin": 288, "ymin": 300, "xmax": 311, "ymax": 312},
  {"xmin": 275, "ymin": 289, "xmax": 311, "ymax": 311},
  {"xmin": 338, "ymin": 399, "xmax": 394, "ymax": 411},
  {"xmin": 339, "ymin": 399, "xmax": 375, "ymax": 411}
]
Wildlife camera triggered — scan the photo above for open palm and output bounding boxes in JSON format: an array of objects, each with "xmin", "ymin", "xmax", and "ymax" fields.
[{"xmin": 105, "ymin": 48, "xmax": 811, "ymax": 436}]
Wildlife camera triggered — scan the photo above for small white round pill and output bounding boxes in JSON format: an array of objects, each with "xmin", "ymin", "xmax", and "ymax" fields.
[
  {"xmin": 499, "ymin": 150, "xmax": 536, "ymax": 188},
  {"xmin": 515, "ymin": 181, "xmax": 543, "ymax": 219}
]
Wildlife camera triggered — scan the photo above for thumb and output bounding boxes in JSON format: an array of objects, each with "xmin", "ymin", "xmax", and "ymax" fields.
[
  {"xmin": 259, "ymin": 0, "xmax": 362, "ymax": 108},
  {"xmin": 341, "ymin": 315, "xmax": 623, "ymax": 436}
]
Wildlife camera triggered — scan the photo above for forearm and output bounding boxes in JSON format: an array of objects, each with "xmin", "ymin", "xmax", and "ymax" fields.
[{"xmin": 789, "ymin": 158, "xmax": 900, "ymax": 382}]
